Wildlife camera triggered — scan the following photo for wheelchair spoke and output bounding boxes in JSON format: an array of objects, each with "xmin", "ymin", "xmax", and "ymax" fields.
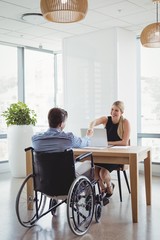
[{"xmin": 67, "ymin": 176, "xmax": 94, "ymax": 236}]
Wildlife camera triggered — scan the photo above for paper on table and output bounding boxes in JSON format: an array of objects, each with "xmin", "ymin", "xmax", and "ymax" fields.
[{"xmin": 111, "ymin": 146, "xmax": 130, "ymax": 149}]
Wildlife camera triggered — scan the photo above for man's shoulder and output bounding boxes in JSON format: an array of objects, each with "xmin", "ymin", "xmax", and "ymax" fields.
[
  {"xmin": 32, "ymin": 132, "xmax": 45, "ymax": 140},
  {"xmin": 63, "ymin": 131, "xmax": 74, "ymax": 139}
]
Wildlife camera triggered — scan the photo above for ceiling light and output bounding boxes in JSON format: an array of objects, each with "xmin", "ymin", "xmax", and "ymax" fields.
[
  {"xmin": 40, "ymin": 0, "xmax": 88, "ymax": 23},
  {"xmin": 140, "ymin": 0, "xmax": 160, "ymax": 48},
  {"xmin": 21, "ymin": 13, "xmax": 45, "ymax": 24}
]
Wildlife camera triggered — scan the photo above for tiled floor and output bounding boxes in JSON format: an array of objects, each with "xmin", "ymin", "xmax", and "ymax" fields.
[{"xmin": 0, "ymin": 171, "xmax": 160, "ymax": 240}]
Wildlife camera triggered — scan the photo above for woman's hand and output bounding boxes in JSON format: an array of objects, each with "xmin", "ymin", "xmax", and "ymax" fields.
[{"xmin": 86, "ymin": 128, "xmax": 94, "ymax": 137}]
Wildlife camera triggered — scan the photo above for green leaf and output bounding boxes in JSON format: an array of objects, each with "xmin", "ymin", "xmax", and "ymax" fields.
[{"xmin": 1, "ymin": 101, "xmax": 37, "ymax": 126}]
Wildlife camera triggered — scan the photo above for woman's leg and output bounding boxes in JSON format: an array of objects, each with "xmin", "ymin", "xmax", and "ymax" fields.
[
  {"xmin": 99, "ymin": 168, "xmax": 111, "ymax": 189},
  {"xmin": 94, "ymin": 166, "xmax": 105, "ymax": 190},
  {"xmin": 99, "ymin": 168, "xmax": 114, "ymax": 195}
]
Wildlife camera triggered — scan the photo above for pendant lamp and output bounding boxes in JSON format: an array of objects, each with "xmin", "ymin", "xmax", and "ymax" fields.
[
  {"xmin": 140, "ymin": 0, "xmax": 160, "ymax": 47},
  {"xmin": 40, "ymin": 0, "xmax": 88, "ymax": 23}
]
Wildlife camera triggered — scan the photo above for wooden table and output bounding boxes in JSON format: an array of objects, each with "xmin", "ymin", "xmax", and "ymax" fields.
[{"xmin": 73, "ymin": 146, "xmax": 152, "ymax": 223}]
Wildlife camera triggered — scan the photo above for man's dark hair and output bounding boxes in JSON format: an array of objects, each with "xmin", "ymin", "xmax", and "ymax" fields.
[{"xmin": 48, "ymin": 108, "xmax": 68, "ymax": 128}]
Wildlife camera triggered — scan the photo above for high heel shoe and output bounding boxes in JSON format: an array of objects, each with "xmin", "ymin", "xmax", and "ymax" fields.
[
  {"xmin": 101, "ymin": 188, "xmax": 110, "ymax": 206},
  {"xmin": 102, "ymin": 196, "xmax": 109, "ymax": 206},
  {"xmin": 105, "ymin": 183, "xmax": 115, "ymax": 198}
]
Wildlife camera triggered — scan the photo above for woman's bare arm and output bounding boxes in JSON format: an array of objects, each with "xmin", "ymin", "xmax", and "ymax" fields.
[{"xmin": 87, "ymin": 116, "xmax": 107, "ymax": 136}]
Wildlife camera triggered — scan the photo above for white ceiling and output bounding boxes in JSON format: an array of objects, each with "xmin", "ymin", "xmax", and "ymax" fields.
[{"xmin": 0, "ymin": 0, "xmax": 157, "ymax": 51}]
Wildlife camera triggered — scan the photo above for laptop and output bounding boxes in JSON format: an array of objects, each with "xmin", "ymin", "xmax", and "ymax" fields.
[{"xmin": 81, "ymin": 128, "xmax": 113, "ymax": 149}]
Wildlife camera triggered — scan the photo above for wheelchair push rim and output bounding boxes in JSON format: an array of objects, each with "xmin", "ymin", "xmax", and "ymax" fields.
[{"xmin": 67, "ymin": 176, "xmax": 94, "ymax": 236}]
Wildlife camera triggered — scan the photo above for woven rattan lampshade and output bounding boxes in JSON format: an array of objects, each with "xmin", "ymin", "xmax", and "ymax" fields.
[
  {"xmin": 40, "ymin": 0, "xmax": 88, "ymax": 23},
  {"xmin": 140, "ymin": 0, "xmax": 160, "ymax": 47}
]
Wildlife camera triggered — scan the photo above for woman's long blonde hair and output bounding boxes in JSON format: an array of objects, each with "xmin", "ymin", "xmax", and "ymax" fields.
[{"xmin": 112, "ymin": 101, "xmax": 125, "ymax": 139}]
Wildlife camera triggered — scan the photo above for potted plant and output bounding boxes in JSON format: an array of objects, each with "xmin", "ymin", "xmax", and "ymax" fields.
[{"xmin": 2, "ymin": 101, "xmax": 37, "ymax": 177}]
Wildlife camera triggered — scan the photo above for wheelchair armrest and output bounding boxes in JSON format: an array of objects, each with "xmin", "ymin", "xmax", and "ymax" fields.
[{"xmin": 75, "ymin": 152, "xmax": 94, "ymax": 168}]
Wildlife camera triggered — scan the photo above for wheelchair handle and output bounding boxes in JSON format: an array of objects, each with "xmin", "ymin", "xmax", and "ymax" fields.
[{"xmin": 25, "ymin": 146, "xmax": 34, "ymax": 152}]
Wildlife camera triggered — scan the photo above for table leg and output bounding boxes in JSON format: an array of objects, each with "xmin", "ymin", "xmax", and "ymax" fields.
[
  {"xmin": 26, "ymin": 149, "xmax": 32, "ymax": 176},
  {"xmin": 144, "ymin": 150, "xmax": 152, "ymax": 205},
  {"xmin": 129, "ymin": 153, "xmax": 138, "ymax": 223}
]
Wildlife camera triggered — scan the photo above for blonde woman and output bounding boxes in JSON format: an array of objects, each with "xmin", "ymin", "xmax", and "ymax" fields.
[{"xmin": 87, "ymin": 101, "xmax": 130, "ymax": 198}]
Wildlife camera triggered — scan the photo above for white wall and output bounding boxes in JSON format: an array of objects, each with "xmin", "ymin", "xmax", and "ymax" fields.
[
  {"xmin": 116, "ymin": 28, "xmax": 137, "ymax": 144},
  {"xmin": 63, "ymin": 27, "xmax": 137, "ymax": 144}
]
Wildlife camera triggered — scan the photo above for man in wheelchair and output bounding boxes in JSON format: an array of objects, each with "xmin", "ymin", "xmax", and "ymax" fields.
[
  {"xmin": 32, "ymin": 107, "xmax": 94, "ymax": 176},
  {"xmin": 15, "ymin": 107, "xmax": 108, "ymax": 236}
]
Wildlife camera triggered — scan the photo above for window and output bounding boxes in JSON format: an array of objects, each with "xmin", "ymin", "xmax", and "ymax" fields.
[
  {"xmin": 0, "ymin": 44, "xmax": 63, "ymax": 163},
  {"xmin": 25, "ymin": 49, "xmax": 63, "ymax": 132},
  {"xmin": 25, "ymin": 49, "xmax": 55, "ymax": 131},
  {"xmin": 139, "ymin": 43, "xmax": 160, "ymax": 163},
  {"xmin": 0, "ymin": 45, "xmax": 18, "ymax": 161},
  {"xmin": 56, "ymin": 53, "xmax": 64, "ymax": 107}
]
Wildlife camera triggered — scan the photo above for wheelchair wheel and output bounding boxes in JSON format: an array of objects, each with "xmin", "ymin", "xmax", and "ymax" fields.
[
  {"xmin": 95, "ymin": 203, "xmax": 102, "ymax": 223},
  {"xmin": 15, "ymin": 174, "xmax": 46, "ymax": 227},
  {"xmin": 67, "ymin": 176, "xmax": 94, "ymax": 236}
]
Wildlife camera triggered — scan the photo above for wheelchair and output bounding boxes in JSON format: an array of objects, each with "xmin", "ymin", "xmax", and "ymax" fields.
[{"xmin": 15, "ymin": 147, "xmax": 103, "ymax": 236}]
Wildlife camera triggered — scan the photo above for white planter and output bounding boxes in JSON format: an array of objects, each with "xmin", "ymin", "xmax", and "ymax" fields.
[{"xmin": 8, "ymin": 125, "xmax": 34, "ymax": 178}]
